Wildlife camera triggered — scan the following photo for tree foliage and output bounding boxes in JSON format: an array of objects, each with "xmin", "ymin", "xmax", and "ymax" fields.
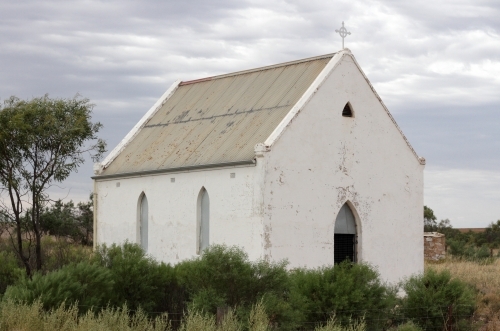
[
  {"xmin": 423, "ymin": 206, "xmax": 437, "ymax": 231},
  {"xmin": 477, "ymin": 220, "xmax": 500, "ymax": 249},
  {"xmin": 36, "ymin": 196, "xmax": 94, "ymax": 245},
  {"xmin": 0, "ymin": 95, "xmax": 105, "ymax": 276}
]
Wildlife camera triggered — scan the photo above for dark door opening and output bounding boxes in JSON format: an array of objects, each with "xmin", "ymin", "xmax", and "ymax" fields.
[
  {"xmin": 334, "ymin": 203, "xmax": 357, "ymax": 263},
  {"xmin": 334, "ymin": 233, "xmax": 355, "ymax": 264}
]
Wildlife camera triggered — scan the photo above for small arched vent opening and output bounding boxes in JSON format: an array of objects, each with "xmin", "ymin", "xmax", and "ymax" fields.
[{"xmin": 342, "ymin": 103, "xmax": 353, "ymax": 117}]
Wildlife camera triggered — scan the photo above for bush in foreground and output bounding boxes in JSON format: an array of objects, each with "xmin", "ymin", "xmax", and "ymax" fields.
[
  {"xmin": 10, "ymin": 243, "xmax": 482, "ymax": 330},
  {"xmin": 289, "ymin": 261, "xmax": 395, "ymax": 329},
  {"xmin": 175, "ymin": 245, "xmax": 298, "ymax": 329},
  {"xmin": 3, "ymin": 262, "xmax": 114, "ymax": 313},
  {"xmin": 0, "ymin": 251, "xmax": 22, "ymax": 297},
  {"xmin": 93, "ymin": 242, "xmax": 179, "ymax": 314},
  {"xmin": 402, "ymin": 269, "xmax": 475, "ymax": 331}
]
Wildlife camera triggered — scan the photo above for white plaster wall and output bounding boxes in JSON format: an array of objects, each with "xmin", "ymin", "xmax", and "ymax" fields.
[
  {"xmin": 94, "ymin": 164, "xmax": 264, "ymax": 263},
  {"xmin": 261, "ymin": 55, "xmax": 424, "ymax": 284}
]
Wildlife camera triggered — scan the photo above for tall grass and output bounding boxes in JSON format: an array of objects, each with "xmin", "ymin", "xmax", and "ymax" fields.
[
  {"xmin": 314, "ymin": 316, "xmax": 366, "ymax": 331},
  {"xmin": 0, "ymin": 300, "xmax": 170, "ymax": 331},
  {"xmin": 0, "ymin": 299, "xmax": 370, "ymax": 331}
]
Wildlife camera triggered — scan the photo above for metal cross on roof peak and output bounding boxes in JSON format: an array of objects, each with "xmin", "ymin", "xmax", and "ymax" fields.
[{"xmin": 335, "ymin": 21, "xmax": 351, "ymax": 49}]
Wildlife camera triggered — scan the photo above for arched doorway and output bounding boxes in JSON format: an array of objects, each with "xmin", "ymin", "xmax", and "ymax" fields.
[{"xmin": 334, "ymin": 203, "xmax": 356, "ymax": 263}]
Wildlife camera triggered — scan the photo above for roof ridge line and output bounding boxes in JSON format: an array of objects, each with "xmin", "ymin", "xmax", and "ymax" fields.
[{"xmin": 179, "ymin": 53, "xmax": 337, "ymax": 86}]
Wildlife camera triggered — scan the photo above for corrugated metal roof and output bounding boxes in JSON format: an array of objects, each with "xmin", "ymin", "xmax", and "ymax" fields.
[{"xmin": 101, "ymin": 53, "xmax": 334, "ymax": 176}]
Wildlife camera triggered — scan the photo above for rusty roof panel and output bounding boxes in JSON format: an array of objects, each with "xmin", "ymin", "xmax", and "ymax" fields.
[{"xmin": 101, "ymin": 54, "xmax": 334, "ymax": 175}]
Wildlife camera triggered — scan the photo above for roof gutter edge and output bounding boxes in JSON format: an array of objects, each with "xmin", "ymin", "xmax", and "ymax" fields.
[{"xmin": 92, "ymin": 160, "xmax": 256, "ymax": 181}]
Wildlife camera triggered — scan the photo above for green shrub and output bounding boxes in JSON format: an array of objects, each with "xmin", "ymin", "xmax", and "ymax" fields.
[
  {"xmin": 175, "ymin": 245, "xmax": 298, "ymax": 329},
  {"xmin": 3, "ymin": 262, "xmax": 113, "ymax": 313},
  {"xmin": 0, "ymin": 251, "xmax": 23, "ymax": 296},
  {"xmin": 401, "ymin": 269, "xmax": 475, "ymax": 331},
  {"xmin": 475, "ymin": 245, "xmax": 491, "ymax": 259},
  {"xmin": 448, "ymin": 239, "xmax": 493, "ymax": 261},
  {"xmin": 289, "ymin": 261, "xmax": 395, "ymax": 329},
  {"xmin": 93, "ymin": 242, "xmax": 180, "ymax": 314}
]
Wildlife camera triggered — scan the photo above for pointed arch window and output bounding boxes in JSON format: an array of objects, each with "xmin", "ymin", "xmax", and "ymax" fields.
[
  {"xmin": 138, "ymin": 193, "xmax": 148, "ymax": 252},
  {"xmin": 342, "ymin": 103, "xmax": 353, "ymax": 117},
  {"xmin": 334, "ymin": 203, "xmax": 356, "ymax": 263},
  {"xmin": 197, "ymin": 188, "xmax": 210, "ymax": 254}
]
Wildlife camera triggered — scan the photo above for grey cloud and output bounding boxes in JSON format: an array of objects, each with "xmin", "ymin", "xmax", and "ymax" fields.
[{"xmin": 1, "ymin": 0, "xmax": 499, "ymax": 225}]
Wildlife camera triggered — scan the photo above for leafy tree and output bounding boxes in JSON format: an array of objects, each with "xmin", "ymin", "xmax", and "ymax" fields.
[
  {"xmin": 0, "ymin": 95, "xmax": 105, "ymax": 276},
  {"xmin": 423, "ymin": 207, "xmax": 461, "ymax": 241},
  {"xmin": 423, "ymin": 206, "xmax": 437, "ymax": 232},
  {"xmin": 36, "ymin": 195, "xmax": 94, "ymax": 245},
  {"xmin": 75, "ymin": 195, "xmax": 94, "ymax": 246},
  {"xmin": 38, "ymin": 200, "xmax": 78, "ymax": 238},
  {"xmin": 435, "ymin": 218, "xmax": 461, "ymax": 240}
]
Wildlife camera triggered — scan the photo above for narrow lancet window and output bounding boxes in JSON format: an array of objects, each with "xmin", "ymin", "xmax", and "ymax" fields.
[
  {"xmin": 197, "ymin": 188, "xmax": 210, "ymax": 254},
  {"xmin": 334, "ymin": 203, "xmax": 356, "ymax": 263},
  {"xmin": 139, "ymin": 194, "xmax": 149, "ymax": 252},
  {"xmin": 342, "ymin": 103, "xmax": 353, "ymax": 117}
]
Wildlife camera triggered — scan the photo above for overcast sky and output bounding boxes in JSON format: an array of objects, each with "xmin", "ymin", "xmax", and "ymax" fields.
[{"xmin": 1, "ymin": 0, "xmax": 499, "ymax": 227}]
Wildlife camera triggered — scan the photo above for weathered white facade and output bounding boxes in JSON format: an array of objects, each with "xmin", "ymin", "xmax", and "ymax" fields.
[{"xmin": 93, "ymin": 49, "xmax": 425, "ymax": 284}]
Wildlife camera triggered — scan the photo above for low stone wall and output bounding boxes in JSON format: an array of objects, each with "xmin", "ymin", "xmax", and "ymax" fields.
[{"xmin": 424, "ymin": 232, "xmax": 446, "ymax": 261}]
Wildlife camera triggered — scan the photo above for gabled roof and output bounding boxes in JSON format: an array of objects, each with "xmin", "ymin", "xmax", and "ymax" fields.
[
  {"xmin": 95, "ymin": 49, "xmax": 424, "ymax": 179},
  {"xmin": 98, "ymin": 53, "xmax": 334, "ymax": 177}
]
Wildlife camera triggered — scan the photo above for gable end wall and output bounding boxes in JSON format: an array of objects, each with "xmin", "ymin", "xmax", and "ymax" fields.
[{"xmin": 261, "ymin": 55, "xmax": 424, "ymax": 284}]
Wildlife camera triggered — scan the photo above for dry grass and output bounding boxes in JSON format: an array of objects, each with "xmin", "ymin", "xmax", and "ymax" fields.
[
  {"xmin": 0, "ymin": 300, "xmax": 171, "ymax": 331},
  {"xmin": 426, "ymin": 258, "xmax": 500, "ymax": 331},
  {"xmin": 0, "ymin": 299, "xmax": 372, "ymax": 331},
  {"xmin": 314, "ymin": 317, "xmax": 366, "ymax": 331}
]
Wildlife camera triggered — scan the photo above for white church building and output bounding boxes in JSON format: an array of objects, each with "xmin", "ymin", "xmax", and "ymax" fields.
[{"xmin": 92, "ymin": 49, "xmax": 425, "ymax": 283}]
